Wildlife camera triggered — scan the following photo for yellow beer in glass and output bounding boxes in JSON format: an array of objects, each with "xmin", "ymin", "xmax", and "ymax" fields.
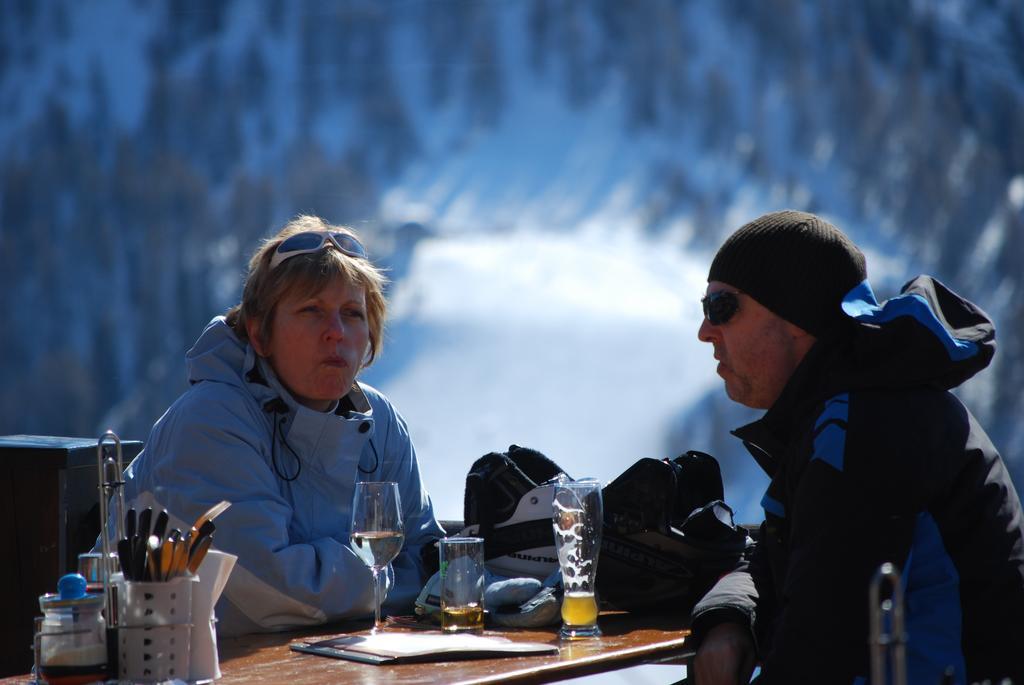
[
  {"xmin": 553, "ymin": 478, "xmax": 603, "ymax": 639},
  {"xmin": 440, "ymin": 537, "xmax": 486, "ymax": 633},
  {"xmin": 561, "ymin": 591, "xmax": 599, "ymax": 627},
  {"xmin": 442, "ymin": 604, "xmax": 485, "ymax": 632}
]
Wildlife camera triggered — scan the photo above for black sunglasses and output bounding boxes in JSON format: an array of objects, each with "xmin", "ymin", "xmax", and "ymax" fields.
[{"xmin": 701, "ymin": 290, "xmax": 740, "ymax": 326}]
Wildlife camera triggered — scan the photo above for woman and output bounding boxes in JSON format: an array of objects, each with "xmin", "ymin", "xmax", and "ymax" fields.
[{"xmin": 114, "ymin": 215, "xmax": 444, "ymax": 635}]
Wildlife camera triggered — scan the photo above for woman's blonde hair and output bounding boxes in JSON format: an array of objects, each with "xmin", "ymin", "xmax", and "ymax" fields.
[{"xmin": 226, "ymin": 215, "xmax": 387, "ymax": 366}]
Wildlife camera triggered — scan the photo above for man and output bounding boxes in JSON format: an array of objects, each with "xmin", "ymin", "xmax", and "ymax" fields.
[{"xmin": 690, "ymin": 210, "xmax": 1024, "ymax": 684}]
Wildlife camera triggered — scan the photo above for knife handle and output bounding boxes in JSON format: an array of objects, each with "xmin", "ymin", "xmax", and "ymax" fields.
[
  {"xmin": 117, "ymin": 538, "xmax": 134, "ymax": 579},
  {"xmin": 170, "ymin": 537, "xmax": 189, "ymax": 578},
  {"xmin": 159, "ymin": 537, "xmax": 174, "ymax": 581},
  {"xmin": 137, "ymin": 508, "xmax": 153, "ymax": 541},
  {"xmin": 132, "ymin": 536, "xmax": 147, "ymax": 581},
  {"xmin": 187, "ymin": 536, "xmax": 213, "ymax": 575},
  {"xmin": 152, "ymin": 510, "xmax": 170, "ymax": 542},
  {"xmin": 145, "ymin": 535, "xmax": 160, "ymax": 582},
  {"xmin": 125, "ymin": 508, "xmax": 137, "ymax": 543}
]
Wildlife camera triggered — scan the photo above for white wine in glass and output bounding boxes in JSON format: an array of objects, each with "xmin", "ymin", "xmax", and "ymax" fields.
[{"xmin": 350, "ymin": 481, "xmax": 404, "ymax": 631}]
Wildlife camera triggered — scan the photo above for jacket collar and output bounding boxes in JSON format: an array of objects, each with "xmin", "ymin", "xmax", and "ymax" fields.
[
  {"xmin": 244, "ymin": 351, "xmax": 371, "ymax": 418},
  {"xmin": 244, "ymin": 353, "xmax": 377, "ymax": 475},
  {"xmin": 337, "ymin": 383, "xmax": 371, "ymax": 416},
  {"xmin": 731, "ymin": 336, "xmax": 844, "ymax": 476},
  {"xmin": 730, "ymin": 275, "xmax": 997, "ymax": 477}
]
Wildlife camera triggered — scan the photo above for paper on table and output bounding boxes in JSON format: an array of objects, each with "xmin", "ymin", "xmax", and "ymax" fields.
[{"xmin": 290, "ymin": 631, "xmax": 559, "ymax": 664}]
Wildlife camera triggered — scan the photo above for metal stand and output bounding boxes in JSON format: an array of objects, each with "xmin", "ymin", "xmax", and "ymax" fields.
[
  {"xmin": 869, "ymin": 561, "xmax": 906, "ymax": 685},
  {"xmin": 97, "ymin": 430, "xmax": 127, "ymax": 677},
  {"xmin": 97, "ymin": 430, "xmax": 125, "ymax": 616},
  {"xmin": 30, "ymin": 615, "xmax": 43, "ymax": 685},
  {"xmin": 31, "ymin": 616, "xmax": 97, "ymax": 685},
  {"xmin": 28, "ymin": 431, "xmax": 128, "ymax": 684}
]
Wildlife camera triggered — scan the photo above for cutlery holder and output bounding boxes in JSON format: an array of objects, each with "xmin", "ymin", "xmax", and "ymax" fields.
[{"xmin": 114, "ymin": 574, "xmax": 196, "ymax": 682}]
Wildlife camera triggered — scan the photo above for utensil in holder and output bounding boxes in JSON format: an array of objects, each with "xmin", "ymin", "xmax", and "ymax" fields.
[{"xmin": 114, "ymin": 574, "xmax": 196, "ymax": 683}]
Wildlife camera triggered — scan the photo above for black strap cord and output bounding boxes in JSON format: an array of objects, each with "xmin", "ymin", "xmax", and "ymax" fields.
[
  {"xmin": 264, "ymin": 397, "xmax": 380, "ymax": 479},
  {"xmin": 264, "ymin": 399, "xmax": 301, "ymax": 482},
  {"xmin": 359, "ymin": 437, "xmax": 380, "ymax": 475}
]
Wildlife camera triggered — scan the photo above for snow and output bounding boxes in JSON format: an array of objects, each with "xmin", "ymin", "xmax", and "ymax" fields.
[
  {"xmin": 4, "ymin": 0, "xmax": 1020, "ymax": 525},
  {"xmin": 365, "ymin": 229, "xmax": 718, "ymax": 519},
  {"xmin": 1009, "ymin": 175, "xmax": 1024, "ymax": 211}
]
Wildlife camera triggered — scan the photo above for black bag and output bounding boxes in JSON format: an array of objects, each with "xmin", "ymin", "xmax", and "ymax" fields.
[
  {"xmin": 461, "ymin": 446, "xmax": 751, "ymax": 612},
  {"xmin": 598, "ymin": 451, "xmax": 751, "ymax": 613}
]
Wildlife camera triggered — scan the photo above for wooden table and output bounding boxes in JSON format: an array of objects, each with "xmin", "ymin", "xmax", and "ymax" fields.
[
  {"xmin": 215, "ymin": 613, "xmax": 692, "ymax": 684},
  {"xmin": 0, "ymin": 613, "xmax": 691, "ymax": 684}
]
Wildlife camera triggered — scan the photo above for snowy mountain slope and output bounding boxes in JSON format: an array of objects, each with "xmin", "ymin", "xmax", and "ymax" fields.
[
  {"xmin": 362, "ymin": 229, "xmax": 720, "ymax": 518},
  {"xmin": 1, "ymin": 0, "xmax": 1022, "ymax": 523}
]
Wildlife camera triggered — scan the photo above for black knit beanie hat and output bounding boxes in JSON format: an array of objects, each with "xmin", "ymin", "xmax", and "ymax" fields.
[{"xmin": 708, "ymin": 210, "xmax": 867, "ymax": 338}]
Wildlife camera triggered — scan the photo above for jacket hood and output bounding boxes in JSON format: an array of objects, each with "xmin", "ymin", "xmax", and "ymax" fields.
[
  {"xmin": 733, "ymin": 275, "xmax": 995, "ymax": 472},
  {"xmin": 837, "ymin": 274, "xmax": 995, "ymax": 392},
  {"xmin": 186, "ymin": 316, "xmax": 250, "ymax": 388}
]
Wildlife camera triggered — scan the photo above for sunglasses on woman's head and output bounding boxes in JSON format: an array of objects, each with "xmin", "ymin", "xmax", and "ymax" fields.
[
  {"xmin": 701, "ymin": 290, "xmax": 740, "ymax": 326},
  {"xmin": 269, "ymin": 231, "xmax": 367, "ymax": 270}
]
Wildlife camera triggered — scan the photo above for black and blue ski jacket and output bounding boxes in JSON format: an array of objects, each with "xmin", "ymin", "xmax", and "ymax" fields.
[{"xmin": 690, "ymin": 275, "xmax": 1024, "ymax": 684}]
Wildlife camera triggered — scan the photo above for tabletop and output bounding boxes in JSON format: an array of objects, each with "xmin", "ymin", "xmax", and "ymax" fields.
[
  {"xmin": 0, "ymin": 612, "xmax": 691, "ymax": 684},
  {"xmin": 215, "ymin": 612, "xmax": 692, "ymax": 684}
]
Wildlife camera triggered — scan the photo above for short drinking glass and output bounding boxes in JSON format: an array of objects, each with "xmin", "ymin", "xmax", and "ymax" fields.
[
  {"xmin": 552, "ymin": 478, "xmax": 603, "ymax": 639},
  {"xmin": 350, "ymin": 482, "xmax": 404, "ymax": 632},
  {"xmin": 439, "ymin": 537, "xmax": 486, "ymax": 633}
]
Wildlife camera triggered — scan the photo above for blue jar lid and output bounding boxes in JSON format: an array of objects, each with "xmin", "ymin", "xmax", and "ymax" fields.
[
  {"xmin": 40, "ymin": 573, "xmax": 104, "ymax": 612},
  {"xmin": 58, "ymin": 573, "xmax": 88, "ymax": 599}
]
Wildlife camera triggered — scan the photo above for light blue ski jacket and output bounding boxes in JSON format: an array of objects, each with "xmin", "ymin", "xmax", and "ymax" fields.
[{"xmin": 115, "ymin": 316, "xmax": 444, "ymax": 636}]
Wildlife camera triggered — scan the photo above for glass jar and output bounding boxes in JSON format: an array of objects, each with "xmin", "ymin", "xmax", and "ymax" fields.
[{"xmin": 37, "ymin": 573, "xmax": 108, "ymax": 685}]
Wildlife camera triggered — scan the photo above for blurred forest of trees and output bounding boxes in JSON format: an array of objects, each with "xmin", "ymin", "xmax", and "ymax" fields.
[{"xmin": 1, "ymin": 1, "xmax": 1022, "ymax": 483}]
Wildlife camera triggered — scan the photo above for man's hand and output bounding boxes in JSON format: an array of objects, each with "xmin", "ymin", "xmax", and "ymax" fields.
[{"xmin": 693, "ymin": 621, "xmax": 757, "ymax": 685}]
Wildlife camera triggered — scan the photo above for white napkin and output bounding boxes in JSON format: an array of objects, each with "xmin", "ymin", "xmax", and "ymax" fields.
[{"xmin": 188, "ymin": 549, "xmax": 237, "ymax": 682}]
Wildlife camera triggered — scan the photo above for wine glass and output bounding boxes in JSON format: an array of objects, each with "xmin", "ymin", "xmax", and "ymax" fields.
[{"xmin": 350, "ymin": 481, "xmax": 404, "ymax": 631}]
